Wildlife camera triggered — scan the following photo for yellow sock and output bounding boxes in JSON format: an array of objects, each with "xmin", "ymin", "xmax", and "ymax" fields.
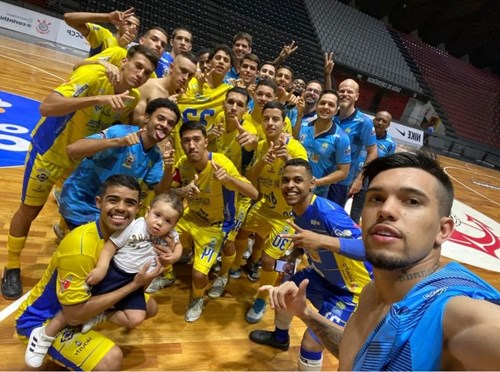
[
  {"xmin": 192, "ymin": 283, "xmax": 207, "ymax": 299},
  {"xmin": 6, "ymin": 235, "xmax": 27, "ymax": 269},
  {"xmin": 256, "ymin": 270, "xmax": 279, "ymax": 300},
  {"xmin": 220, "ymin": 252, "xmax": 236, "ymax": 277},
  {"xmin": 163, "ymin": 265, "xmax": 174, "ymax": 279},
  {"xmin": 230, "ymin": 238, "xmax": 246, "ymax": 272}
]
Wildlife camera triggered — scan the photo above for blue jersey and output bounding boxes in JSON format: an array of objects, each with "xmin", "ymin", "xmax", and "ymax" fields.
[
  {"xmin": 334, "ymin": 109, "xmax": 376, "ymax": 185},
  {"xmin": 299, "ymin": 122, "xmax": 351, "ymax": 198},
  {"xmin": 292, "ymin": 195, "xmax": 372, "ymax": 295},
  {"xmin": 156, "ymin": 51, "xmax": 174, "ymax": 77},
  {"xmin": 286, "ymin": 105, "xmax": 298, "ymax": 127},
  {"xmin": 300, "ymin": 111, "xmax": 317, "ymax": 127},
  {"xmin": 59, "ymin": 125, "xmax": 164, "ymax": 227},
  {"xmin": 354, "ymin": 262, "xmax": 500, "ymax": 371},
  {"xmin": 354, "ymin": 131, "xmax": 396, "ymax": 177},
  {"xmin": 224, "ymin": 66, "xmax": 239, "ymax": 82}
]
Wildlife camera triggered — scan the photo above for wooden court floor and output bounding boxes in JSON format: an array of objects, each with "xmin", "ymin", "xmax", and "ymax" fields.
[{"xmin": 0, "ymin": 34, "xmax": 499, "ymax": 370}]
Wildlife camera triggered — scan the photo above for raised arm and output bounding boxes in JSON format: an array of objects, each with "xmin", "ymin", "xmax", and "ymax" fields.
[
  {"xmin": 40, "ymin": 90, "xmax": 134, "ymax": 117},
  {"xmin": 66, "ymin": 128, "xmax": 143, "ymax": 160},
  {"xmin": 64, "ymin": 8, "xmax": 135, "ymax": 37},
  {"xmin": 444, "ymin": 296, "xmax": 500, "ymax": 370}
]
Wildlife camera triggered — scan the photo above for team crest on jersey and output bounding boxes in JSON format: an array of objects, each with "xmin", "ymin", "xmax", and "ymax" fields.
[
  {"xmin": 35, "ymin": 168, "xmax": 50, "ymax": 182},
  {"xmin": 122, "ymin": 153, "xmax": 135, "ymax": 168},
  {"xmin": 344, "ymin": 128, "xmax": 351, "ymax": 134},
  {"xmin": 72, "ymin": 84, "xmax": 89, "ymax": 97},
  {"xmin": 310, "ymin": 153, "xmax": 320, "ymax": 163},
  {"xmin": 60, "ymin": 328, "xmax": 76, "ymax": 343},
  {"xmin": 59, "ymin": 275, "xmax": 73, "ymax": 293},
  {"xmin": 321, "ymin": 142, "xmax": 329, "ymax": 150}
]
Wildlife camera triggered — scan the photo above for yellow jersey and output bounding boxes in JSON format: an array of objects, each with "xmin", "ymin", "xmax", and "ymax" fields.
[
  {"xmin": 172, "ymin": 152, "xmax": 251, "ymax": 231},
  {"xmin": 208, "ymin": 112, "xmax": 258, "ymax": 172},
  {"xmin": 86, "ymin": 23, "xmax": 117, "ymax": 56},
  {"xmin": 243, "ymin": 112, "xmax": 293, "ymax": 141},
  {"xmin": 30, "ymin": 65, "xmax": 140, "ymax": 169},
  {"xmin": 250, "ymin": 137, "xmax": 307, "ymax": 216}
]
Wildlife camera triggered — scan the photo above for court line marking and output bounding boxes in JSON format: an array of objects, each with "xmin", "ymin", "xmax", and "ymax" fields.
[
  {"xmin": 0, "ymin": 44, "xmax": 76, "ymax": 66},
  {"xmin": 0, "ymin": 53, "xmax": 65, "ymax": 82},
  {"xmin": 0, "ymin": 291, "xmax": 30, "ymax": 323},
  {"xmin": 444, "ymin": 166, "xmax": 500, "ymax": 206},
  {"xmin": 0, "ymin": 34, "xmax": 85, "ymax": 60}
]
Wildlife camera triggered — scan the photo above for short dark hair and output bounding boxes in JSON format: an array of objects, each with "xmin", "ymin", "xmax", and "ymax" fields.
[
  {"xmin": 263, "ymin": 101, "xmax": 286, "ymax": 120},
  {"xmin": 319, "ymin": 89, "xmax": 339, "ymax": 103},
  {"xmin": 241, "ymin": 53, "xmax": 260, "ymax": 66},
  {"xmin": 143, "ymin": 27, "xmax": 169, "ymax": 41},
  {"xmin": 100, "ymin": 174, "xmax": 141, "ymax": 197},
  {"xmin": 146, "ymin": 98, "xmax": 181, "ymax": 123},
  {"xmin": 256, "ymin": 78, "xmax": 278, "ymax": 94},
  {"xmin": 172, "ymin": 27, "xmax": 192, "ymax": 41},
  {"xmin": 127, "ymin": 44, "xmax": 159, "ymax": 70},
  {"xmin": 179, "ymin": 121, "xmax": 207, "ymax": 138},
  {"xmin": 363, "ymin": 151, "xmax": 454, "ymax": 217},
  {"xmin": 232, "ymin": 32, "xmax": 253, "ymax": 48},
  {"xmin": 277, "ymin": 65, "xmax": 294, "ymax": 78},
  {"xmin": 307, "ymin": 79, "xmax": 324, "ymax": 91},
  {"xmin": 151, "ymin": 192, "xmax": 184, "ymax": 220},
  {"xmin": 176, "ymin": 51, "xmax": 197, "ymax": 65},
  {"xmin": 209, "ymin": 44, "xmax": 236, "ymax": 67},
  {"xmin": 196, "ymin": 48, "xmax": 211, "ymax": 58},
  {"xmin": 226, "ymin": 86, "xmax": 250, "ymax": 105},
  {"xmin": 284, "ymin": 158, "xmax": 313, "ymax": 177}
]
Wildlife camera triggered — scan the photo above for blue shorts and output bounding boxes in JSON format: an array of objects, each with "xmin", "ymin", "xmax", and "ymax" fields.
[
  {"xmin": 291, "ymin": 267, "xmax": 357, "ymax": 327},
  {"xmin": 91, "ymin": 261, "xmax": 146, "ymax": 311}
]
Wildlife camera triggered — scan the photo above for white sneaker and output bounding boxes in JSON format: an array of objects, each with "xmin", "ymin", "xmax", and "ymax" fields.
[
  {"xmin": 185, "ymin": 298, "xmax": 204, "ymax": 322},
  {"xmin": 245, "ymin": 299, "xmax": 267, "ymax": 324},
  {"xmin": 81, "ymin": 312, "xmax": 107, "ymax": 333},
  {"xmin": 242, "ymin": 237, "xmax": 255, "ymax": 260},
  {"xmin": 145, "ymin": 272, "xmax": 176, "ymax": 293},
  {"xmin": 53, "ymin": 223, "xmax": 66, "ymax": 242},
  {"xmin": 25, "ymin": 325, "xmax": 55, "ymax": 368},
  {"xmin": 207, "ymin": 275, "xmax": 228, "ymax": 299}
]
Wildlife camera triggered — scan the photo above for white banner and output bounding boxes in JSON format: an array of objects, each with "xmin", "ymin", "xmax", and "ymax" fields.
[
  {"xmin": 363, "ymin": 112, "xmax": 424, "ymax": 147},
  {"xmin": 56, "ymin": 21, "xmax": 89, "ymax": 51},
  {"xmin": 0, "ymin": 1, "xmax": 59, "ymax": 41},
  {"xmin": 0, "ymin": 1, "xmax": 88, "ymax": 52}
]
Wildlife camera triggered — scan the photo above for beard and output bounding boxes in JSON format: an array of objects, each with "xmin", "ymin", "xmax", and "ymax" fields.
[{"xmin": 365, "ymin": 249, "xmax": 413, "ymax": 271}]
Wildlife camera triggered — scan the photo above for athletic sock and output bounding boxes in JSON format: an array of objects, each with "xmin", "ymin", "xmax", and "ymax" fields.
[{"xmin": 6, "ymin": 234, "xmax": 26, "ymax": 268}]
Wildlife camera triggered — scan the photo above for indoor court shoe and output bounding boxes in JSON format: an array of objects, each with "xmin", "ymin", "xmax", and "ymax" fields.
[
  {"xmin": 207, "ymin": 275, "xmax": 228, "ymax": 299},
  {"xmin": 249, "ymin": 330, "xmax": 290, "ymax": 351},
  {"xmin": 245, "ymin": 298, "xmax": 267, "ymax": 323},
  {"xmin": 146, "ymin": 271, "xmax": 176, "ymax": 293},
  {"xmin": 81, "ymin": 312, "xmax": 107, "ymax": 333},
  {"xmin": 229, "ymin": 268, "xmax": 241, "ymax": 279},
  {"xmin": 245, "ymin": 260, "xmax": 260, "ymax": 282},
  {"xmin": 1, "ymin": 267, "xmax": 22, "ymax": 299},
  {"xmin": 52, "ymin": 223, "xmax": 66, "ymax": 242},
  {"xmin": 185, "ymin": 298, "xmax": 204, "ymax": 322},
  {"xmin": 25, "ymin": 325, "xmax": 55, "ymax": 368}
]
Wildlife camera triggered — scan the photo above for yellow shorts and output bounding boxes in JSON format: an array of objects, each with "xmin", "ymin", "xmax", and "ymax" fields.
[
  {"xmin": 22, "ymin": 149, "xmax": 71, "ymax": 207},
  {"xmin": 226, "ymin": 197, "xmax": 253, "ymax": 241},
  {"xmin": 19, "ymin": 326, "xmax": 115, "ymax": 371},
  {"xmin": 240, "ymin": 200, "xmax": 294, "ymax": 259},
  {"xmin": 176, "ymin": 212, "xmax": 225, "ymax": 275}
]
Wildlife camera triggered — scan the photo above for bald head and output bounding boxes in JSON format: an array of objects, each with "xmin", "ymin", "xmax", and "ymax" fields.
[
  {"xmin": 373, "ymin": 110, "xmax": 392, "ymax": 137},
  {"xmin": 338, "ymin": 79, "xmax": 360, "ymax": 114}
]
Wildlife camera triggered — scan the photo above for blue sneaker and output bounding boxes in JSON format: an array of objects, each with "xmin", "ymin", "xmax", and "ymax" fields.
[
  {"xmin": 245, "ymin": 298, "xmax": 267, "ymax": 323},
  {"xmin": 229, "ymin": 268, "xmax": 241, "ymax": 279}
]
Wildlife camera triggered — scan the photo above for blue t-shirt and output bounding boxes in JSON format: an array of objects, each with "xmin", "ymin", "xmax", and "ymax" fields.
[
  {"xmin": 334, "ymin": 109, "xmax": 376, "ymax": 185},
  {"xmin": 299, "ymin": 121, "xmax": 351, "ymax": 197},
  {"xmin": 59, "ymin": 125, "xmax": 164, "ymax": 227},
  {"xmin": 292, "ymin": 195, "xmax": 372, "ymax": 292},
  {"xmin": 354, "ymin": 131, "xmax": 396, "ymax": 177},
  {"xmin": 156, "ymin": 51, "xmax": 174, "ymax": 77}
]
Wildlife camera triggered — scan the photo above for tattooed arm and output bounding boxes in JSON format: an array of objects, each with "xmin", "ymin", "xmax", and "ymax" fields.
[{"xmin": 262, "ymin": 279, "xmax": 344, "ymax": 357}]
